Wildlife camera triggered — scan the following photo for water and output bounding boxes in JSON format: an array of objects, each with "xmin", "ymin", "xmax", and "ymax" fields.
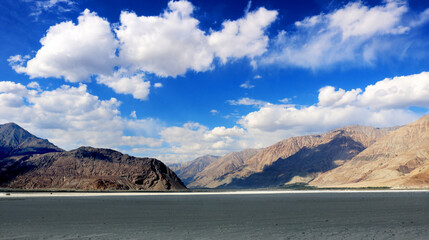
[{"xmin": 1, "ymin": 191, "xmax": 429, "ymax": 239}]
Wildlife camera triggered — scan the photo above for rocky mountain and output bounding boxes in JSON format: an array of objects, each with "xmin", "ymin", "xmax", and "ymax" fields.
[
  {"xmin": 187, "ymin": 149, "xmax": 261, "ymax": 188},
  {"xmin": 0, "ymin": 123, "xmax": 186, "ymax": 191},
  {"xmin": 168, "ymin": 155, "xmax": 219, "ymax": 186},
  {"xmin": 310, "ymin": 116, "xmax": 429, "ymax": 189},
  {"xmin": 0, "ymin": 123, "xmax": 62, "ymax": 159},
  {"xmin": 187, "ymin": 125, "xmax": 392, "ymax": 188},
  {"xmin": 3, "ymin": 147, "xmax": 186, "ymax": 190}
]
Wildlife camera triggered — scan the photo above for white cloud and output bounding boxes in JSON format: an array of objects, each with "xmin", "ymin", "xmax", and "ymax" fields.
[
  {"xmin": 263, "ymin": 0, "xmax": 424, "ymax": 69},
  {"xmin": 0, "ymin": 81, "xmax": 163, "ymax": 151},
  {"xmin": 318, "ymin": 86, "xmax": 362, "ymax": 107},
  {"xmin": 27, "ymin": 81, "xmax": 41, "ymax": 91},
  {"xmin": 240, "ymin": 81, "xmax": 255, "ymax": 89},
  {"xmin": 358, "ymin": 72, "xmax": 429, "ymax": 109},
  {"xmin": 208, "ymin": 7, "xmax": 278, "ymax": 63},
  {"xmin": 11, "ymin": 1, "xmax": 278, "ymax": 100},
  {"xmin": 328, "ymin": 0, "xmax": 408, "ymax": 39},
  {"xmin": 10, "ymin": 9, "xmax": 118, "ymax": 82},
  {"xmin": 154, "ymin": 83, "xmax": 163, "ymax": 88},
  {"xmin": 115, "ymin": 1, "xmax": 213, "ymax": 77},
  {"xmin": 159, "ymin": 122, "xmax": 246, "ymax": 162},
  {"xmin": 279, "ymin": 98, "xmax": 291, "ymax": 103},
  {"xmin": 238, "ymin": 71, "xmax": 429, "ymax": 138},
  {"xmin": 97, "ymin": 69, "xmax": 150, "ymax": 100},
  {"xmin": 239, "ymin": 104, "xmax": 417, "ymax": 133},
  {"xmin": 210, "ymin": 109, "xmax": 219, "ymax": 115},
  {"xmin": 130, "ymin": 111, "xmax": 137, "ymax": 119},
  {"xmin": 30, "ymin": 0, "xmax": 76, "ymax": 19},
  {"xmin": 228, "ymin": 97, "xmax": 268, "ymax": 107},
  {"xmin": 0, "ymin": 81, "xmax": 28, "ymax": 95}
]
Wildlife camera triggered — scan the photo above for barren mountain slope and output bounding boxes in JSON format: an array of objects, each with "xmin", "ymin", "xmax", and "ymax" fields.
[
  {"xmin": 310, "ymin": 116, "xmax": 429, "ymax": 188},
  {"xmin": 203, "ymin": 126, "xmax": 391, "ymax": 188},
  {"xmin": 3, "ymin": 147, "xmax": 187, "ymax": 191},
  {"xmin": 170, "ymin": 155, "xmax": 220, "ymax": 185},
  {"xmin": 188, "ymin": 149, "xmax": 260, "ymax": 188}
]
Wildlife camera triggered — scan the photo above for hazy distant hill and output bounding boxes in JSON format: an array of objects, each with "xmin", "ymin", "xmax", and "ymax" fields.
[
  {"xmin": 187, "ymin": 149, "xmax": 261, "ymax": 188},
  {"xmin": 169, "ymin": 155, "xmax": 220, "ymax": 186},
  {"xmin": 310, "ymin": 116, "xmax": 429, "ymax": 188},
  {"xmin": 0, "ymin": 123, "xmax": 186, "ymax": 191}
]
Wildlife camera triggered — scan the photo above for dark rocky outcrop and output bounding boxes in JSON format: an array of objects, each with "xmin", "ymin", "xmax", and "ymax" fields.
[{"xmin": 0, "ymin": 123, "xmax": 187, "ymax": 191}]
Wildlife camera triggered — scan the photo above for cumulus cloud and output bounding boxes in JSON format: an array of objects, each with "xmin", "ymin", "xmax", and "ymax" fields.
[
  {"xmin": 263, "ymin": 0, "xmax": 427, "ymax": 68},
  {"xmin": 239, "ymin": 71, "xmax": 429, "ymax": 137},
  {"xmin": 9, "ymin": 9, "xmax": 118, "ymax": 82},
  {"xmin": 159, "ymin": 122, "xmax": 246, "ymax": 161},
  {"xmin": 358, "ymin": 72, "xmax": 429, "ymax": 109},
  {"xmin": 27, "ymin": 81, "xmax": 41, "ymax": 91},
  {"xmin": 208, "ymin": 7, "xmax": 278, "ymax": 63},
  {"xmin": 0, "ymin": 81, "xmax": 163, "ymax": 151},
  {"xmin": 97, "ymin": 69, "xmax": 150, "ymax": 100},
  {"xmin": 115, "ymin": 1, "xmax": 213, "ymax": 77},
  {"xmin": 11, "ymin": 1, "xmax": 277, "ymax": 100},
  {"xmin": 318, "ymin": 86, "xmax": 362, "ymax": 107}
]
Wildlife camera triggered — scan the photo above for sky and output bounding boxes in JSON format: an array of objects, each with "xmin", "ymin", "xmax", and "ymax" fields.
[{"xmin": 1, "ymin": 0, "xmax": 429, "ymax": 163}]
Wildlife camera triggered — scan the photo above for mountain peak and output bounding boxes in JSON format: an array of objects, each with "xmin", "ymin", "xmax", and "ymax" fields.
[{"xmin": 0, "ymin": 122, "xmax": 62, "ymax": 159}]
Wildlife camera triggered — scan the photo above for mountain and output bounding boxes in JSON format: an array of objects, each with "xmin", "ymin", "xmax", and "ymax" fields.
[
  {"xmin": 221, "ymin": 126, "xmax": 393, "ymax": 188},
  {"xmin": 0, "ymin": 122, "xmax": 62, "ymax": 159},
  {"xmin": 3, "ymin": 147, "xmax": 186, "ymax": 190},
  {"xmin": 0, "ymin": 123, "xmax": 186, "ymax": 191},
  {"xmin": 187, "ymin": 125, "xmax": 392, "ymax": 188},
  {"xmin": 168, "ymin": 155, "xmax": 220, "ymax": 186},
  {"xmin": 187, "ymin": 149, "xmax": 261, "ymax": 188},
  {"xmin": 310, "ymin": 116, "xmax": 429, "ymax": 188}
]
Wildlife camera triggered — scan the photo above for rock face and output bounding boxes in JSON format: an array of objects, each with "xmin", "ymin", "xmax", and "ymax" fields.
[
  {"xmin": 0, "ymin": 123, "xmax": 187, "ymax": 191},
  {"xmin": 4, "ymin": 147, "xmax": 186, "ymax": 191},
  {"xmin": 310, "ymin": 116, "xmax": 429, "ymax": 188},
  {"xmin": 187, "ymin": 126, "xmax": 391, "ymax": 188},
  {"xmin": 187, "ymin": 149, "xmax": 261, "ymax": 188},
  {"xmin": 169, "ymin": 155, "xmax": 220, "ymax": 186}
]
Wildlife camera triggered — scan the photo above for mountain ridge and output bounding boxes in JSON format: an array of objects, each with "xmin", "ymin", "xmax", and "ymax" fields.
[
  {"xmin": 310, "ymin": 115, "xmax": 429, "ymax": 188},
  {"xmin": 0, "ymin": 123, "xmax": 187, "ymax": 191}
]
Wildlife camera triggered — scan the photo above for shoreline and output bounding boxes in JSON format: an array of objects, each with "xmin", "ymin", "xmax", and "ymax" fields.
[{"xmin": 2, "ymin": 189, "xmax": 429, "ymax": 198}]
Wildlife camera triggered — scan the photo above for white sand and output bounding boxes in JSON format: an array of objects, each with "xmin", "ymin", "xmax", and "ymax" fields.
[{"xmin": 1, "ymin": 189, "xmax": 429, "ymax": 198}]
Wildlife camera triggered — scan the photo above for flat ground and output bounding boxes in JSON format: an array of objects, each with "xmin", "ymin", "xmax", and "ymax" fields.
[{"xmin": 1, "ymin": 191, "xmax": 428, "ymax": 239}]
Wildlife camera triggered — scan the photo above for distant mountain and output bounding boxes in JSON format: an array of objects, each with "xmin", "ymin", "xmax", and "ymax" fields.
[
  {"xmin": 187, "ymin": 125, "xmax": 392, "ymax": 188},
  {"xmin": 0, "ymin": 122, "xmax": 62, "ymax": 159},
  {"xmin": 169, "ymin": 155, "xmax": 220, "ymax": 186},
  {"xmin": 0, "ymin": 123, "xmax": 186, "ymax": 191},
  {"xmin": 187, "ymin": 149, "xmax": 261, "ymax": 188},
  {"xmin": 310, "ymin": 116, "xmax": 429, "ymax": 188}
]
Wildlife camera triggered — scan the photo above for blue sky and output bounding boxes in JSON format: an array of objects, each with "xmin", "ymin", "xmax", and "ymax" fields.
[{"xmin": 1, "ymin": 0, "xmax": 429, "ymax": 162}]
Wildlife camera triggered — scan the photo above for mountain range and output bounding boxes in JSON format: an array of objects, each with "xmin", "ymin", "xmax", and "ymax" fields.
[
  {"xmin": 174, "ymin": 115, "xmax": 428, "ymax": 189},
  {"xmin": 173, "ymin": 125, "xmax": 394, "ymax": 188},
  {"xmin": 0, "ymin": 123, "xmax": 186, "ymax": 191},
  {"xmin": 3, "ymin": 115, "xmax": 429, "ymax": 190}
]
